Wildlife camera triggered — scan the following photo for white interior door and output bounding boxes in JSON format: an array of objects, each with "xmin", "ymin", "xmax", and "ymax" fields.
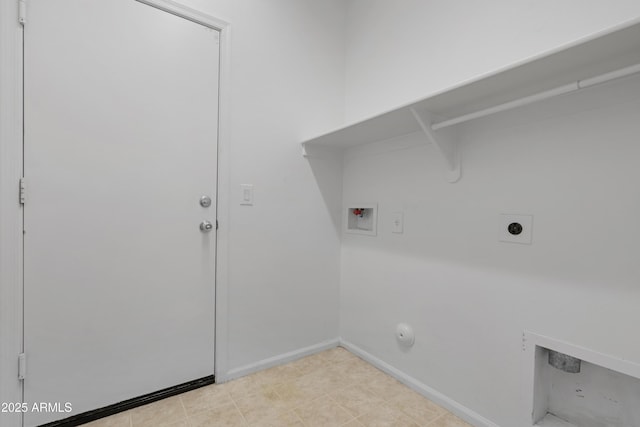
[{"xmin": 23, "ymin": 1, "xmax": 219, "ymax": 425}]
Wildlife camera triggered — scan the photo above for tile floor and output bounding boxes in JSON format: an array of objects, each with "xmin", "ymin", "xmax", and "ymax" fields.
[{"xmin": 85, "ymin": 347, "xmax": 472, "ymax": 427}]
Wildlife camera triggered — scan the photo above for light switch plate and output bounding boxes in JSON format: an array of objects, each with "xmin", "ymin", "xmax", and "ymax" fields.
[
  {"xmin": 391, "ymin": 212, "xmax": 404, "ymax": 234},
  {"xmin": 240, "ymin": 184, "xmax": 253, "ymax": 206},
  {"xmin": 499, "ymin": 214, "xmax": 533, "ymax": 244}
]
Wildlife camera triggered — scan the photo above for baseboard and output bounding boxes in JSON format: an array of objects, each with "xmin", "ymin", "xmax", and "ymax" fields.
[
  {"xmin": 535, "ymin": 414, "xmax": 576, "ymax": 427},
  {"xmin": 339, "ymin": 339, "xmax": 501, "ymax": 427},
  {"xmin": 220, "ymin": 338, "xmax": 340, "ymax": 382},
  {"xmin": 38, "ymin": 375, "xmax": 215, "ymax": 427}
]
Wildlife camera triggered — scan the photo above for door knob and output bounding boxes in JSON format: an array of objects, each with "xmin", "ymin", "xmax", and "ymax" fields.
[
  {"xmin": 200, "ymin": 196, "xmax": 212, "ymax": 208},
  {"xmin": 200, "ymin": 221, "xmax": 214, "ymax": 232}
]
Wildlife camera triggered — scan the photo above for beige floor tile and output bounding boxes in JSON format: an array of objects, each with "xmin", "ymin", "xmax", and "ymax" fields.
[
  {"xmin": 316, "ymin": 347, "xmax": 361, "ymax": 364},
  {"xmin": 323, "ymin": 362, "xmax": 357, "ymax": 386},
  {"xmin": 427, "ymin": 413, "xmax": 473, "ymax": 427},
  {"xmin": 189, "ymin": 401, "xmax": 247, "ymax": 427},
  {"xmin": 208, "ymin": 385, "xmax": 235, "ymax": 404},
  {"xmin": 251, "ymin": 364, "xmax": 303, "ymax": 387},
  {"xmin": 83, "ymin": 411, "xmax": 131, "ymax": 427},
  {"xmin": 343, "ymin": 419, "xmax": 365, "ymax": 427},
  {"xmin": 299, "ymin": 368, "xmax": 348, "ymax": 394},
  {"xmin": 360, "ymin": 372, "xmax": 412, "ymax": 401},
  {"xmin": 330, "ymin": 384, "xmax": 385, "ymax": 417},
  {"xmin": 247, "ymin": 409, "xmax": 305, "ymax": 427},
  {"xmin": 220, "ymin": 374, "xmax": 270, "ymax": 399},
  {"xmin": 180, "ymin": 385, "xmax": 233, "ymax": 416},
  {"xmin": 271, "ymin": 382, "xmax": 311, "ymax": 409},
  {"xmin": 388, "ymin": 389, "xmax": 445, "ymax": 425},
  {"xmin": 130, "ymin": 396, "xmax": 186, "ymax": 427},
  {"xmin": 288, "ymin": 353, "xmax": 330, "ymax": 376},
  {"xmin": 357, "ymin": 402, "xmax": 419, "ymax": 427},
  {"xmin": 233, "ymin": 387, "xmax": 289, "ymax": 424},
  {"xmin": 273, "ymin": 375, "xmax": 328, "ymax": 409},
  {"xmin": 294, "ymin": 395, "xmax": 355, "ymax": 427},
  {"xmin": 329, "ymin": 358, "xmax": 382, "ymax": 385},
  {"xmin": 354, "ymin": 361, "xmax": 385, "ymax": 378}
]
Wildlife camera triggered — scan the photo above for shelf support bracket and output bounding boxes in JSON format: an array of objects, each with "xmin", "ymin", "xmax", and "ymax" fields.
[
  {"xmin": 410, "ymin": 107, "xmax": 461, "ymax": 183},
  {"xmin": 301, "ymin": 142, "xmax": 341, "ymax": 159}
]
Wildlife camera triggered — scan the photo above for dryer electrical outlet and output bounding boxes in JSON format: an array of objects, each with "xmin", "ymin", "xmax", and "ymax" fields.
[{"xmin": 499, "ymin": 214, "xmax": 533, "ymax": 244}]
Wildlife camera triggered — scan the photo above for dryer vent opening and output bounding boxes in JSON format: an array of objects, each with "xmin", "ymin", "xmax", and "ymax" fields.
[{"xmin": 548, "ymin": 350, "xmax": 581, "ymax": 373}]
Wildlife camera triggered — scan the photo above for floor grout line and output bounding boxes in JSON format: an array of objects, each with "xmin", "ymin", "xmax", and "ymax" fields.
[
  {"xmin": 177, "ymin": 394, "xmax": 190, "ymax": 427},
  {"xmin": 291, "ymin": 406, "xmax": 309, "ymax": 427},
  {"xmin": 228, "ymin": 395, "xmax": 249, "ymax": 426},
  {"xmin": 425, "ymin": 411, "xmax": 449, "ymax": 426},
  {"xmin": 227, "ymin": 393, "xmax": 249, "ymax": 426}
]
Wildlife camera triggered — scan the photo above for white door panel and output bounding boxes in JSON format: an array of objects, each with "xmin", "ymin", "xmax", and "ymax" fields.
[{"xmin": 24, "ymin": 1, "xmax": 219, "ymax": 425}]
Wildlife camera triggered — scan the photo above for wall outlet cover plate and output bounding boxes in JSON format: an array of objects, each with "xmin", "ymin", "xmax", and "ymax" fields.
[
  {"xmin": 391, "ymin": 212, "xmax": 404, "ymax": 234},
  {"xmin": 499, "ymin": 214, "xmax": 533, "ymax": 244}
]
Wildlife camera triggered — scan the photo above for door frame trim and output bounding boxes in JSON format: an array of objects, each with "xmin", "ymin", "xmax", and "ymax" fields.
[
  {"xmin": 0, "ymin": 3, "xmax": 232, "ymax": 426},
  {"xmin": 135, "ymin": 0, "xmax": 233, "ymax": 384},
  {"xmin": 132, "ymin": 0, "xmax": 236, "ymax": 389},
  {"xmin": 0, "ymin": 2, "xmax": 25, "ymax": 427}
]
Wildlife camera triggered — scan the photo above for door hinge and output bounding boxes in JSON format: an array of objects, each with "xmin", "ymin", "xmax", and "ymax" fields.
[
  {"xmin": 216, "ymin": 219, "xmax": 219, "ymax": 230},
  {"xmin": 19, "ymin": 177, "xmax": 25, "ymax": 205},
  {"xmin": 18, "ymin": 353, "xmax": 26, "ymax": 380},
  {"xmin": 18, "ymin": 0, "xmax": 26, "ymax": 25}
]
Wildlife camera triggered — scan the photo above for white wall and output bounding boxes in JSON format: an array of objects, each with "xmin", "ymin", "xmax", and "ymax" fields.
[
  {"xmin": 341, "ymin": 3, "xmax": 640, "ymax": 425},
  {"xmin": 0, "ymin": 3, "xmax": 346, "ymax": 421},
  {"xmin": 4, "ymin": 2, "xmax": 639, "ymax": 426},
  {"xmin": 177, "ymin": 0, "xmax": 347, "ymax": 375},
  {"xmin": 344, "ymin": 0, "xmax": 640, "ymax": 122},
  {"xmin": 340, "ymin": 65, "xmax": 640, "ymax": 426}
]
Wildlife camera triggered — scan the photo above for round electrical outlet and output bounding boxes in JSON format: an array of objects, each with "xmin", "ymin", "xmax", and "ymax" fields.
[
  {"xmin": 508, "ymin": 222, "xmax": 523, "ymax": 235},
  {"xmin": 396, "ymin": 323, "xmax": 415, "ymax": 347}
]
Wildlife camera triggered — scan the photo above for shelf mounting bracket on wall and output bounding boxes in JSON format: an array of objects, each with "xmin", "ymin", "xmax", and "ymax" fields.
[
  {"xmin": 301, "ymin": 142, "xmax": 341, "ymax": 159},
  {"xmin": 409, "ymin": 107, "xmax": 461, "ymax": 183}
]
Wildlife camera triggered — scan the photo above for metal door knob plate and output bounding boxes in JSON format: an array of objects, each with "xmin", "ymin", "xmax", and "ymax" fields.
[{"xmin": 200, "ymin": 221, "xmax": 214, "ymax": 232}]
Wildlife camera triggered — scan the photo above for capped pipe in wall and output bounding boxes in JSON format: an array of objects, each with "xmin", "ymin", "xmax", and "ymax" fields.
[{"xmin": 396, "ymin": 323, "xmax": 415, "ymax": 347}]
